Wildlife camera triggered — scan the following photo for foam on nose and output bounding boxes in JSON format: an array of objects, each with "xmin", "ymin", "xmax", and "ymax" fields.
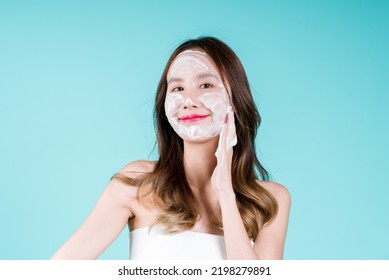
[{"xmin": 184, "ymin": 98, "xmax": 193, "ymax": 106}]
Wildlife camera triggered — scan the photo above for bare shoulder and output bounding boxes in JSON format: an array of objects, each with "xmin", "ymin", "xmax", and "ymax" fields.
[
  {"xmin": 119, "ymin": 160, "xmax": 156, "ymax": 176},
  {"xmin": 107, "ymin": 160, "xmax": 156, "ymax": 209},
  {"xmin": 257, "ymin": 180, "xmax": 291, "ymax": 205},
  {"xmin": 254, "ymin": 180, "xmax": 291, "ymax": 259},
  {"xmin": 112, "ymin": 159, "xmax": 156, "ymax": 191}
]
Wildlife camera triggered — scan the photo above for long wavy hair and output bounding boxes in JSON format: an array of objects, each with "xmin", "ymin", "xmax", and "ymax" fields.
[{"xmin": 113, "ymin": 36, "xmax": 278, "ymax": 240}]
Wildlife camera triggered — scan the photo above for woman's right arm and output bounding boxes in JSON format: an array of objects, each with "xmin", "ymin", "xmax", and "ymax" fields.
[{"xmin": 50, "ymin": 162, "xmax": 144, "ymax": 259}]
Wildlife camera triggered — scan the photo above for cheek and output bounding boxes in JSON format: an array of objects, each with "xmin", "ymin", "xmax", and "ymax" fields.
[
  {"xmin": 198, "ymin": 91, "xmax": 229, "ymax": 119},
  {"xmin": 165, "ymin": 93, "xmax": 184, "ymax": 116}
]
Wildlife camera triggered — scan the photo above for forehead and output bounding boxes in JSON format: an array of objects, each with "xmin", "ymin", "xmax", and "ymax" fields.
[{"xmin": 167, "ymin": 50, "xmax": 220, "ymax": 79}]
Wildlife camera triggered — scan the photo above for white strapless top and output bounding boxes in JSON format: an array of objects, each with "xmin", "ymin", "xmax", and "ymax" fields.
[{"xmin": 129, "ymin": 227, "xmax": 226, "ymax": 260}]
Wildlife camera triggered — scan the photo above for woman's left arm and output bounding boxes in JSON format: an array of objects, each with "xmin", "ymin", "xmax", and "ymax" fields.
[
  {"xmin": 253, "ymin": 181, "xmax": 291, "ymax": 259},
  {"xmin": 211, "ymin": 111, "xmax": 291, "ymax": 260}
]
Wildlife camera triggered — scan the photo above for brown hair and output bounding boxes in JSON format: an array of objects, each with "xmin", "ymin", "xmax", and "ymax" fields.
[{"xmin": 114, "ymin": 36, "xmax": 278, "ymax": 240}]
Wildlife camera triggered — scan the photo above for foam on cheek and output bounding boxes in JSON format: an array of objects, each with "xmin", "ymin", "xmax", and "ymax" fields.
[
  {"xmin": 165, "ymin": 93, "xmax": 184, "ymax": 116},
  {"xmin": 164, "ymin": 89, "xmax": 231, "ymax": 141},
  {"xmin": 198, "ymin": 86, "xmax": 231, "ymax": 137},
  {"xmin": 165, "ymin": 93, "xmax": 199, "ymax": 139},
  {"xmin": 165, "ymin": 94, "xmax": 204, "ymax": 140}
]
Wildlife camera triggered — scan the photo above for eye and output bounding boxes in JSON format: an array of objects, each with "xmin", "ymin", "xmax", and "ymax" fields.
[
  {"xmin": 172, "ymin": 87, "xmax": 184, "ymax": 92},
  {"xmin": 200, "ymin": 83, "xmax": 212, "ymax": 89}
]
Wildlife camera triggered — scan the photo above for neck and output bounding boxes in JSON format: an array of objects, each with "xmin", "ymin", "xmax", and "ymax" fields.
[{"xmin": 183, "ymin": 136, "xmax": 219, "ymax": 191}]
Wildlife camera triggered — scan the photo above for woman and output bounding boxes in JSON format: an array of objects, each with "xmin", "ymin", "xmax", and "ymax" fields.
[{"xmin": 51, "ymin": 36, "xmax": 290, "ymax": 260}]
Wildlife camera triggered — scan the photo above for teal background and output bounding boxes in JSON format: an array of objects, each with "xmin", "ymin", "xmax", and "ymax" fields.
[{"xmin": 1, "ymin": 0, "xmax": 388, "ymax": 259}]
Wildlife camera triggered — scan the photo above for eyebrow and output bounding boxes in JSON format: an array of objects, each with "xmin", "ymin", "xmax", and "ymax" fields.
[
  {"xmin": 167, "ymin": 77, "xmax": 184, "ymax": 84},
  {"xmin": 197, "ymin": 72, "xmax": 219, "ymax": 80},
  {"xmin": 167, "ymin": 73, "xmax": 219, "ymax": 84}
]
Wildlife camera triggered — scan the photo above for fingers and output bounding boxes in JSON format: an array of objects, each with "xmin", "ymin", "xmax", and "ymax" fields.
[
  {"xmin": 215, "ymin": 122, "xmax": 228, "ymax": 158},
  {"xmin": 227, "ymin": 110, "xmax": 237, "ymax": 149},
  {"xmin": 215, "ymin": 110, "xmax": 237, "ymax": 158}
]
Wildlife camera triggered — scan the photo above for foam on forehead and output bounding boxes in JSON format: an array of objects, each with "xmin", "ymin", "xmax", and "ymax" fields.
[
  {"xmin": 168, "ymin": 49, "xmax": 231, "ymax": 101},
  {"xmin": 176, "ymin": 49, "xmax": 208, "ymax": 58},
  {"xmin": 169, "ymin": 50, "xmax": 211, "ymax": 76}
]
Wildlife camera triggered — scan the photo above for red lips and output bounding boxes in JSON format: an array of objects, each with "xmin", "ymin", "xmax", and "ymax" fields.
[{"xmin": 179, "ymin": 114, "xmax": 209, "ymax": 123}]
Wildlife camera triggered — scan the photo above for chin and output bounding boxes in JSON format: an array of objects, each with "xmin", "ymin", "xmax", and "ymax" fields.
[{"xmin": 179, "ymin": 132, "xmax": 220, "ymax": 144}]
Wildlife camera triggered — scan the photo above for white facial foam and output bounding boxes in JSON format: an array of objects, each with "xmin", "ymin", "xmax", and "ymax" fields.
[{"xmin": 164, "ymin": 51, "xmax": 231, "ymax": 142}]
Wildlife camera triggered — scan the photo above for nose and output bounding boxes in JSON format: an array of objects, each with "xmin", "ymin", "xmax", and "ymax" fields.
[
  {"xmin": 182, "ymin": 88, "xmax": 201, "ymax": 110},
  {"xmin": 184, "ymin": 98, "xmax": 194, "ymax": 107}
]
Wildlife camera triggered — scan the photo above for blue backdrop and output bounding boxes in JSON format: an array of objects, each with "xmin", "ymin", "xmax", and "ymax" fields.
[{"xmin": 1, "ymin": 0, "xmax": 388, "ymax": 259}]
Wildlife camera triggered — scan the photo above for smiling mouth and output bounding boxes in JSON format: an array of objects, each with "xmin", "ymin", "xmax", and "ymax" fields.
[{"xmin": 179, "ymin": 114, "xmax": 210, "ymax": 123}]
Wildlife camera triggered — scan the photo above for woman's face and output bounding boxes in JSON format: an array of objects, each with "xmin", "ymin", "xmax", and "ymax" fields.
[{"xmin": 164, "ymin": 50, "xmax": 231, "ymax": 142}]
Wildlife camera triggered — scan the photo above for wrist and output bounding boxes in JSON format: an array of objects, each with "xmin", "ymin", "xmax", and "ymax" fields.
[{"xmin": 216, "ymin": 188, "xmax": 236, "ymax": 205}]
